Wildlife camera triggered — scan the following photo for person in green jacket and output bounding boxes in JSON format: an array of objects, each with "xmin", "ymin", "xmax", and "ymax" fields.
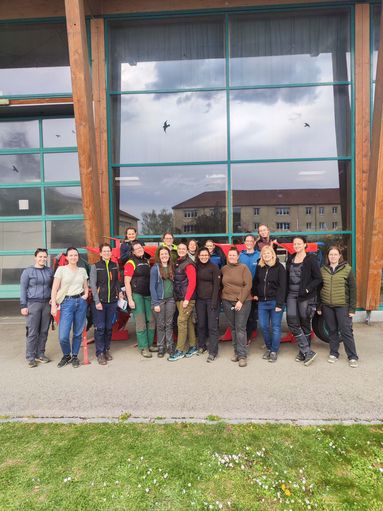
[{"xmin": 317, "ymin": 246, "xmax": 359, "ymax": 368}]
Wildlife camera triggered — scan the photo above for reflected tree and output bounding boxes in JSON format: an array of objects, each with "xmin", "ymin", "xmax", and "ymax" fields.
[
  {"xmin": 141, "ymin": 208, "xmax": 173, "ymax": 235},
  {"xmin": 195, "ymin": 206, "xmax": 225, "ymax": 234}
]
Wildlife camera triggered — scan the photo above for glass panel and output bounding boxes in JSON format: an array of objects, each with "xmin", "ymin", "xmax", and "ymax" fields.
[
  {"xmin": 43, "ymin": 152, "xmax": 80, "ymax": 182},
  {"xmin": 111, "ymin": 92, "xmax": 227, "ymax": 164},
  {"xmin": 42, "ymin": 118, "xmax": 76, "ymax": 148},
  {"xmin": 46, "ymin": 220, "xmax": 86, "ymax": 249},
  {"xmin": 0, "ymin": 120, "xmax": 39, "ymax": 149},
  {"xmin": 0, "ymin": 254, "xmax": 36, "ymax": 285},
  {"xmin": 45, "ymin": 187, "xmax": 83, "ymax": 215},
  {"xmin": 373, "ymin": 6, "xmax": 381, "ymax": 83},
  {"xmin": 230, "ymin": 86, "xmax": 351, "ymax": 159},
  {"xmin": 0, "ymin": 221, "xmax": 43, "ymax": 250},
  {"xmin": 0, "ymin": 22, "xmax": 71, "ymax": 96},
  {"xmin": 108, "ymin": 17, "xmax": 225, "ymax": 91},
  {"xmin": 113, "ymin": 165, "xmax": 227, "ymax": 236},
  {"xmin": 0, "ymin": 154, "xmax": 40, "ymax": 183},
  {"xmin": 230, "ymin": 10, "xmax": 350, "ymax": 86},
  {"xmin": 231, "ymin": 161, "xmax": 351, "ymax": 232},
  {"xmin": 0, "ymin": 188, "xmax": 41, "ymax": 216}
]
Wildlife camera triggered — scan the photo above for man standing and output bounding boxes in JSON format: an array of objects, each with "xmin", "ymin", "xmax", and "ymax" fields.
[
  {"xmin": 20, "ymin": 248, "xmax": 54, "ymax": 367},
  {"xmin": 239, "ymin": 234, "xmax": 260, "ymax": 342},
  {"xmin": 90, "ymin": 243, "xmax": 123, "ymax": 365}
]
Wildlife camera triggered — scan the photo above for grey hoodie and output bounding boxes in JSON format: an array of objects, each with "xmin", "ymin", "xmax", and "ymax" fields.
[{"xmin": 20, "ymin": 266, "xmax": 54, "ymax": 308}]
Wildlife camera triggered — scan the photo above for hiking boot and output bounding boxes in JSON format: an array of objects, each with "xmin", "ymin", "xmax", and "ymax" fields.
[
  {"xmin": 327, "ymin": 355, "xmax": 338, "ymax": 364},
  {"xmin": 168, "ymin": 350, "xmax": 185, "ymax": 362},
  {"xmin": 36, "ymin": 355, "xmax": 50, "ymax": 364},
  {"xmin": 97, "ymin": 353, "xmax": 107, "ymax": 365},
  {"xmin": 295, "ymin": 352, "xmax": 305, "ymax": 362},
  {"xmin": 57, "ymin": 355, "xmax": 71, "ymax": 368},
  {"xmin": 238, "ymin": 358, "xmax": 247, "ymax": 368},
  {"xmin": 198, "ymin": 347, "xmax": 207, "ymax": 355},
  {"xmin": 149, "ymin": 345, "xmax": 159, "ymax": 352},
  {"xmin": 71, "ymin": 356, "xmax": 80, "ymax": 368},
  {"xmin": 349, "ymin": 358, "xmax": 359, "ymax": 368},
  {"xmin": 104, "ymin": 351, "xmax": 113, "ymax": 361},
  {"xmin": 28, "ymin": 360, "xmax": 38, "ymax": 368},
  {"xmin": 262, "ymin": 350, "xmax": 271, "ymax": 360},
  {"xmin": 185, "ymin": 346, "xmax": 198, "ymax": 358},
  {"xmin": 231, "ymin": 354, "xmax": 239, "ymax": 362},
  {"xmin": 268, "ymin": 351, "xmax": 278, "ymax": 363},
  {"xmin": 157, "ymin": 349, "xmax": 165, "ymax": 358},
  {"xmin": 304, "ymin": 351, "xmax": 317, "ymax": 366},
  {"xmin": 207, "ymin": 354, "xmax": 216, "ymax": 363},
  {"xmin": 141, "ymin": 349, "xmax": 152, "ymax": 358}
]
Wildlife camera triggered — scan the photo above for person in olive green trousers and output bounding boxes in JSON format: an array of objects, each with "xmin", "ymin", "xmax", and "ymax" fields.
[{"xmin": 317, "ymin": 246, "xmax": 359, "ymax": 368}]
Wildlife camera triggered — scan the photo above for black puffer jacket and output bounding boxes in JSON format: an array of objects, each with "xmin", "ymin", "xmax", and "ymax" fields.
[
  {"xmin": 252, "ymin": 258, "xmax": 286, "ymax": 308},
  {"xmin": 286, "ymin": 252, "xmax": 322, "ymax": 302}
]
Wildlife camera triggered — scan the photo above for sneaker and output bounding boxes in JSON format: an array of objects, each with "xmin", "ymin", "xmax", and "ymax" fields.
[
  {"xmin": 157, "ymin": 350, "xmax": 165, "ymax": 358},
  {"xmin": 327, "ymin": 355, "xmax": 338, "ymax": 364},
  {"xmin": 231, "ymin": 354, "xmax": 239, "ymax": 362},
  {"xmin": 185, "ymin": 346, "xmax": 199, "ymax": 358},
  {"xmin": 149, "ymin": 346, "xmax": 159, "ymax": 353},
  {"xmin": 28, "ymin": 360, "xmax": 38, "ymax": 368},
  {"xmin": 36, "ymin": 355, "xmax": 50, "ymax": 364},
  {"xmin": 238, "ymin": 358, "xmax": 247, "ymax": 368},
  {"xmin": 198, "ymin": 347, "xmax": 207, "ymax": 354},
  {"xmin": 295, "ymin": 352, "xmax": 305, "ymax": 362},
  {"xmin": 262, "ymin": 350, "xmax": 271, "ymax": 360},
  {"xmin": 71, "ymin": 356, "xmax": 80, "ymax": 368},
  {"xmin": 104, "ymin": 351, "xmax": 113, "ymax": 361},
  {"xmin": 141, "ymin": 349, "xmax": 152, "ymax": 358},
  {"xmin": 168, "ymin": 350, "xmax": 185, "ymax": 362},
  {"xmin": 97, "ymin": 354, "xmax": 107, "ymax": 365},
  {"xmin": 57, "ymin": 355, "xmax": 71, "ymax": 368},
  {"xmin": 349, "ymin": 359, "xmax": 359, "ymax": 368},
  {"xmin": 207, "ymin": 354, "xmax": 215, "ymax": 363},
  {"xmin": 268, "ymin": 352, "xmax": 278, "ymax": 363},
  {"xmin": 304, "ymin": 351, "xmax": 317, "ymax": 366}
]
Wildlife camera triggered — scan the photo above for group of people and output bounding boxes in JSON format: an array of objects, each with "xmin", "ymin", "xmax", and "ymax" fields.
[{"xmin": 19, "ymin": 224, "xmax": 359, "ymax": 369}]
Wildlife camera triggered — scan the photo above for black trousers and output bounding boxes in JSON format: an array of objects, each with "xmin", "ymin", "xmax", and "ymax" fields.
[
  {"xmin": 322, "ymin": 305, "xmax": 358, "ymax": 360},
  {"xmin": 196, "ymin": 298, "xmax": 219, "ymax": 357}
]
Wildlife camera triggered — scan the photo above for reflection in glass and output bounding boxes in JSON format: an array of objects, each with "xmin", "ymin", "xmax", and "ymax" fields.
[
  {"xmin": 231, "ymin": 161, "xmax": 350, "ymax": 232},
  {"xmin": 0, "ymin": 222, "xmax": 43, "ymax": 250},
  {"xmin": 42, "ymin": 118, "xmax": 76, "ymax": 148},
  {"xmin": 373, "ymin": 6, "xmax": 381, "ymax": 83},
  {"xmin": 0, "ymin": 22, "xmax": 71, "ymax": 96},
  {"xmin": 44, "ymin": 153, "xmax": 80, "ymax": 182},
  {"xmin": 230, "ymin": 10, "xmax": 350, "ymax": 86},
  {"xmin": 0, "ymin": 120, "xmax": 39, "ymax": 149},
  {"xmin": 108, "ymin": 17, "xmax": 225, "ymax": 91},
  {"xmin": 0, "ymin": 255, "xmax": 38, "ymax": 285},
  {"xmin": 45, "ymin": 187, "xmax": 83, "ymax": 215},
  {"xmin": 113, "ymin": 165, "xmax": 227, "ymax": 235},
  {"xmin": 0, "ymin": 188, "xmax": 41, "ymax": 216},
  {"xmin": 0, "ymin": 154, "xmax": 40, "ymax": 183},
  {"xmin": 230, "ymin": 86, "xmax": 351, "ymax": 159},
  {"xmin": 46, "ymin": 220, "xmax": 85, "ymax": 249},
  {"xmin": 111, "ymin": 92, "xmax": 227, "ymax": 164}
]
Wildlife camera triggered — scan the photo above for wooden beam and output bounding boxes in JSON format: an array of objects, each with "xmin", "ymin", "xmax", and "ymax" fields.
[
  {"xmin": 363, "ymin": 4, "xmax": 383, "ymax": 310},
  {"xmin": 355, "ymin": 3, "xmax": 371, "ymax": 307},
  {"xmin": 8, "ymin": 97, "xmax": 73, "ymax": 105},
  {"xmin": 91, "ymin": 18, "xmax": 110, "ymax": 241},
  {"xmin": 65, "ymin": 0, "xmax": 102, "ymax": 262}
]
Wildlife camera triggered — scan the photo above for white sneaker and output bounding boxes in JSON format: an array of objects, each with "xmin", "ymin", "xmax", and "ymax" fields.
[
  {"xmin": 349, "ymin": 359, "xmax": 358, "ymax": 368},
  {"xmin": 327, "ymin": 355, "xmax": 338, "ymax": 364}
]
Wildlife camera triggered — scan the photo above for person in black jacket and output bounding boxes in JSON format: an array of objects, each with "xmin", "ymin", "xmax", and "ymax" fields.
[
  {"xmin": 120, "ymin": 226, "xmax": 144, "ymax": 267},
  {"xmin": 90, "ymin": 243, "xmax": 123, "ymax": 365},
  {"xmin": 253, "ymin": 245, "xmax": 286, "ymax": 363},
  {"xmin": 196, "ymin": 247, "xmax": 221, "ymax": 362},
  {"xmin": 286, "ymin": 236, "xmax": 322, "ymax": 366}
]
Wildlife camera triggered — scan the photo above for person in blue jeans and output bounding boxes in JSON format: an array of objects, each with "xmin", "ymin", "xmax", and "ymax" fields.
[
  {"xmin": 253, "ymin": 245, "xmax": 286, "ymax": 363},
  {"xmin": 239, "ymin": 234, "xmax": 261, "ymax": 342},
  {"xmin": 51, "ymin": 247, "xmax": 89, "ymax": 368}
]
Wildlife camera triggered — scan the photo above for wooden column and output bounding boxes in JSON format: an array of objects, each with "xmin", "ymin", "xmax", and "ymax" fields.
[
  {"xmin": 91, "ymin": 18, "xmax": 110, "ymax": 240},
  {"xmin": 362, "ymin": 4, "xmax": 383, "ymax": 310},
  {"xmin": 65, "ymin": 0, "xmax": 102, "ymax": 262},
  {"xmin": 355, "ymin": 3, "xmax": 371, "ymax": 307}
]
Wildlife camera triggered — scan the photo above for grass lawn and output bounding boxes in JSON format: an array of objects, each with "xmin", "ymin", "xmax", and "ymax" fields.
[{"xmin": 0, "ymin": 423, "xmax": 382, "ymax": 511}]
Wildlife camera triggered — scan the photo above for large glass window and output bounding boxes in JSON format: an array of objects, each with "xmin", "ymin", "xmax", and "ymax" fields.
[
  {"xmin": 0, "ymin": 22, "xmax": 71, "ymax": 96},
  {"xmin": 0, "ymin": 154, "xmax": 40, "ymax": 183},
  {"xmin": 0, "ymin": 120, "xmax": 39, "ymax": 149}
]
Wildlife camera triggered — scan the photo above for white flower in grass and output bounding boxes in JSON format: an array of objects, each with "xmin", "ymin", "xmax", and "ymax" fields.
[
  {"xmin": 145, "ymin": 488, "xmax": 150, "ymax": 493},
  {"xmin": 163, "ymin": 473, "xmax": 168, "ymax": 479}
]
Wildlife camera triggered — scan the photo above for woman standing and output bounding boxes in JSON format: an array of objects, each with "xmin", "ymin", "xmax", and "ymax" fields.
[
  {"xmin": 196, "ymin": 247, "xmax": 221, "ymax": 362},
  {"xmin": 150, "ymin": 246, "xmax": 176, "ymax": 358},
  {"xmin": 205, "ymin": 240, "xmax": 226, "ymax": 269},
  {"xmin": 255, "ymin": 224, "xmax": 277, "ymax": 252},
  {"xmin": 286, "ymin": 236, "xmax": 322, "ymax": 366},
  {"xmin": 168, "ymin": 243, "xmax": 197, "ymax": 361},
  {"xmin": 120, "ymin": 226, "xmax": 144, "ymax": 266},
  {"xmin": 187, "ymin": 239, "xmax": 198, "ymax": 262},
  {"xmin": 253, "ymin": 245, "xmax": 286, "ymax": 363},
  {"xmin": 51, "ymin": 247, "xmax": 89, "ymax": 368},
  {"xmin": 89, "ymin": 243, "xmax": 122, "ymax": 365},
  {"xmin": 20, "ymin": 248, "xmax": 54, "ymax": 367},
  {"xmin": 221, "ymin": 247, "xmax": 252, "ymax": 367},
  {"xmin": 318, "ymin": 246, "xmax": 358, "ymax": 367}
]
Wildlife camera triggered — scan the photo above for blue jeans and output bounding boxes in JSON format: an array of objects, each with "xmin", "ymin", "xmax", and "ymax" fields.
[
  {"xmin": 258, "ymin": 300, "xmax": 283, "ymax": 353},
  {"xmin": 59, "ymin": 296, "xmax": 88, "ymax": 357},
  {"xmin": 92, "ymin": 301, "xmax": 118, "ymax": 356}
]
